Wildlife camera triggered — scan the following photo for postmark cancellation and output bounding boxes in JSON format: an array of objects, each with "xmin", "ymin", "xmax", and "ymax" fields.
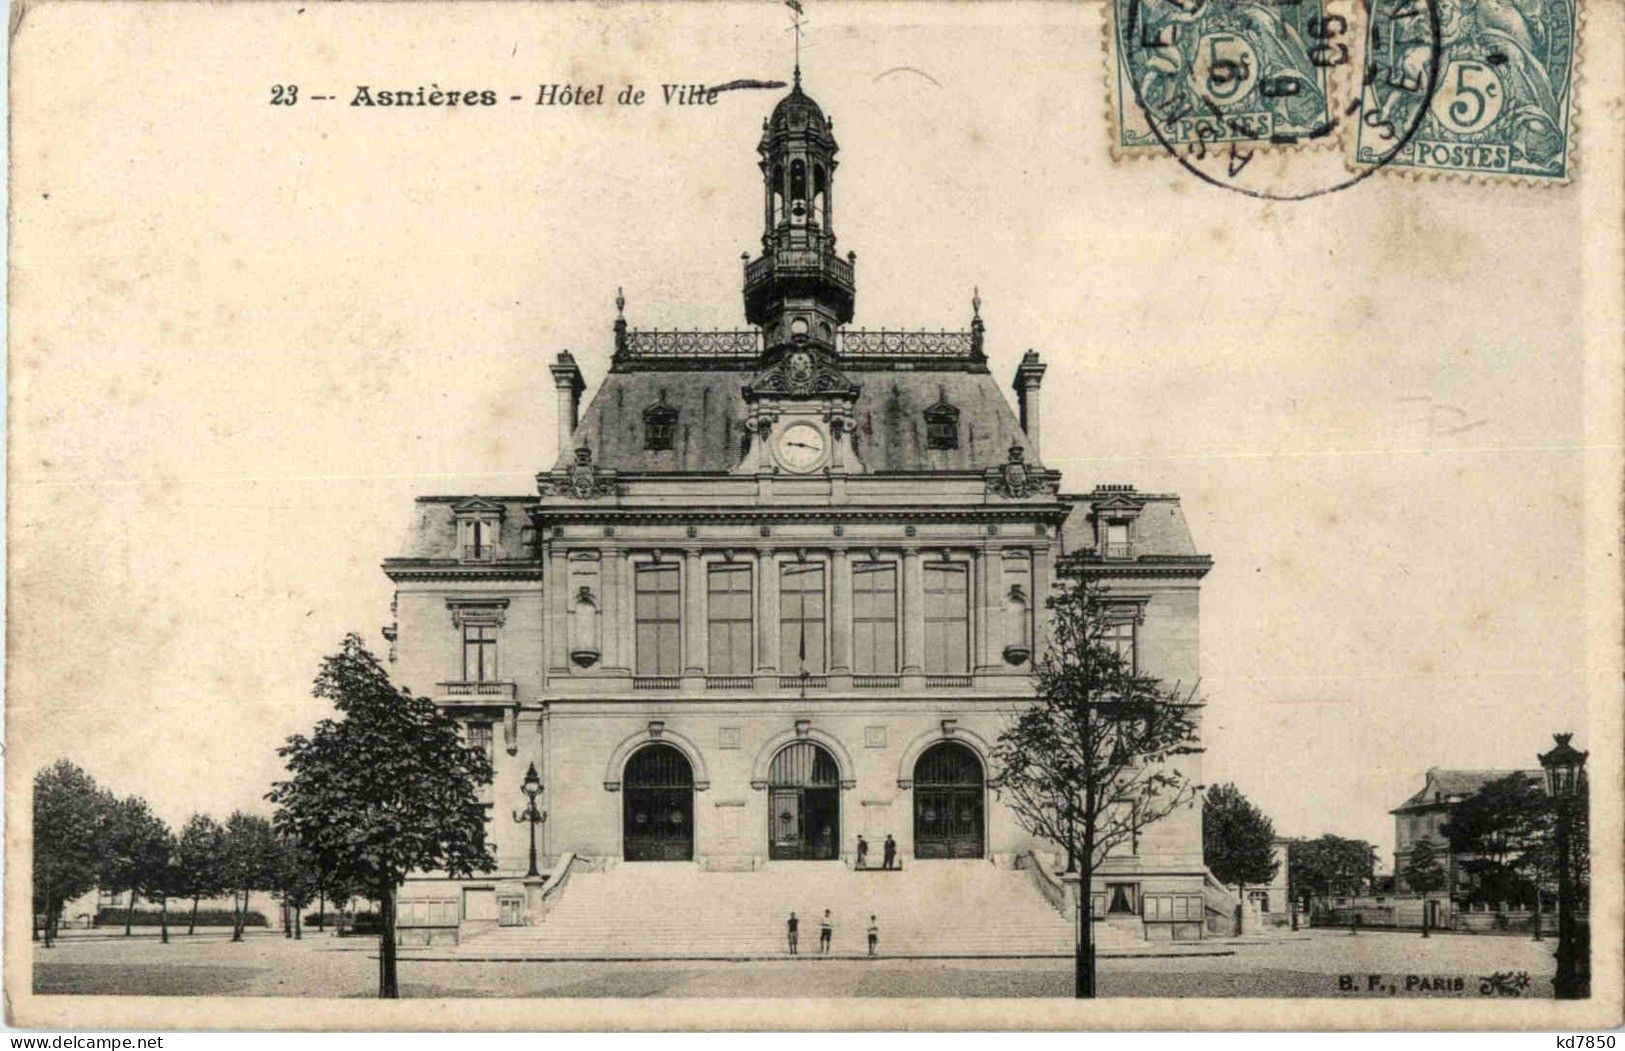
[{"xmin": 1106, "ymin": 0, "xmax": 1582, "ymax": 185}]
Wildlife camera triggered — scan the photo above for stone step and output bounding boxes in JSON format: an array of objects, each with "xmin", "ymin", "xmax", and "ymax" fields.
[{"xmin": 435, "ymin": 860, "xmax": 1145, "ymax": 959}]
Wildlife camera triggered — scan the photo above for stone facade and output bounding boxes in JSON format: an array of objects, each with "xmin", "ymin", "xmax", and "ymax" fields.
[{"xmin": 385, "ymin": 73, "xmax": 1212, "ymax": 944}]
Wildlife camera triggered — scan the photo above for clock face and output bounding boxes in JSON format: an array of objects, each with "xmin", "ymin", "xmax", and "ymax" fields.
[{"xmin": 775, "ymin": 421, "xmax": 827, "ymax": 473}]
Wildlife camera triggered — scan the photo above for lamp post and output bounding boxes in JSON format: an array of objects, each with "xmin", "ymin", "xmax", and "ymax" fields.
[
  {"xmin": 1537, "ymin": 733, "xmax": 1587, "ymax": 1000},
  {"xmin": 1287, "ymin": 841, "xmax": 1298, "ymax": 932},
  {"xmin": 513, "ymin": 761, "xmax": 548, "ymax": 878}
]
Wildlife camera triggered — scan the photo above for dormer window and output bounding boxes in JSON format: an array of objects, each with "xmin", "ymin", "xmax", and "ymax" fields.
[
  {"xmin": 452, "ymin": 497, "xmax": 505, "ymax": 563},
  {"xmin": 1105, "ymin": 521, "xmax": 1132, "ymax": 560},
  {"xmin": 468, "ymin": 520, "xmax": 494, "ymax": 561},
  {"xmin": 924, "ymin": 394, "xmax": 960, "ymax": 451},
  {"xmin": 1091, "ymin": 486, "xmax": 1145, "ymax": 561},
  {"xmin": 643, "ymin": 393, "xmax": 678, "ymax": 451}
]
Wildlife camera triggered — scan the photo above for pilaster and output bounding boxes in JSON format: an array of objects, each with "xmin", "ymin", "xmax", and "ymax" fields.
[
  {"xmin": 830, "ymin": 546, "xmax": 852, "ymax": 689},
  {"xmin": 756, "ymin": 547, "xmax": 779, "ymax": 676},
  {"xmin": 548, "ymin": 547, "xmax": 570, "ymax": 676},
  {"xmin": 1032, "ymin": 539, "xmax": 1054, "ymax": 664},
  {"xmin": 901, "ymin": 547, "xmax": 924, "ymax": 686},
  {"xmin": 602, "ymin": 548, "xmax": 626, "ymax": 672},
  {"xmin": 683, "ymin": 548, "xmax": 706, "ymax": 683},
  {"xmin": 973, "ymin": 547, "xmax": 997, "ymax": 674}
]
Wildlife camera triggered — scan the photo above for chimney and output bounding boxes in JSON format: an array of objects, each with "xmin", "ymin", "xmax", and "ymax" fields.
[
  {"xmin": 1013, "ymin": 349, "xmax": 1047, "ymax": 459},
  {"xmin": 550, "ymin": 350, "xmax": 585, "ymax": 457}
]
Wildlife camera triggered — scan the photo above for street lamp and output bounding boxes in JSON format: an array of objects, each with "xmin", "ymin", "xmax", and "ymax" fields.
[
  {"xmin": 512, "ymin": 761, "xmax": 548, "ymax": 878},
  {"xmin": 1537, "ymin": 733, "xmax": 1587, "ymax": 1000}
]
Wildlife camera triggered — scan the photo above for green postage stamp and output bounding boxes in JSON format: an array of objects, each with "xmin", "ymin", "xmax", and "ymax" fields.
[
  {"xmin": 1107, "ymin": 0, "xmax": 1580, "ymax": 186},
  {"xmin": 1109, "ymin": 0, "xmax": 1341, "ymax": 152},
  {"xmin": 1354, "ymin": 0, "xmax": 1578, "ymax": 181}
]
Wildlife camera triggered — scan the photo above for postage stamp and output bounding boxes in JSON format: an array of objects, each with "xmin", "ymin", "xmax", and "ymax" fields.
[
  {"xmin": 1352, "ymin": 0, "xmax": 1579, "ymax": 181},
  {"xmin": 1107, "ymin": 0, "xmax": 1454, "ymax": 200},
  {"xmin": 1107, "ymin": 0, "xmax": 1342, "ymax": 155}
]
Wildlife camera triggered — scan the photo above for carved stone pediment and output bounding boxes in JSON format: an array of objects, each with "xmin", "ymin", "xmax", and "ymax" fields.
[
  {"xmin": 985, "ymin": 445, "xmax": 1052, "ymax": 499},
  {"xmin": 743, "ymin": 348, "xmax": 858, "ymax": 401},
  {"xmin": 537, "ymin": 446, "xmax": 621, "ymax": 500},
  {"xmin": 451, "ymin": 496, "xmax": 506, "ymax": 517},
  {"xmin": 1091, "ymin": 492, "xmax": 1146, "ymax": 516}
]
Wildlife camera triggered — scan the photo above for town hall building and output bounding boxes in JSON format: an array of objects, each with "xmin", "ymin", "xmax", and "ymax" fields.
[{"xmin": 383, "ymin": 71, "xmax": 1215, "ymax": 945}]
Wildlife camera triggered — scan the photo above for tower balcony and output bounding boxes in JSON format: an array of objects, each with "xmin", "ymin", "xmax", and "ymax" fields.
[{"xmin": 743, "ymin": 247, "xmax": 856, "ymax": 326}]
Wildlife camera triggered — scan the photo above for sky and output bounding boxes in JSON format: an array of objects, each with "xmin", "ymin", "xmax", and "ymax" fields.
[{"xmin": 7, "ymin": 2, "xmax": 1600, "ymax": 865}]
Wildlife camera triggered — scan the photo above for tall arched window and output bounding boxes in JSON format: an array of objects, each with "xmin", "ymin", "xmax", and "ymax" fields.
[
  {"xmin": 790, "ymin": 159, "xmax": 807, "ymax": 203},
  {"xmin": 913, "ymin": 741, "xmax": 984, "ymax": 859},
  {"xmin": 623, "ymin": 743, "xmax": 694, "ymax": 861},
  {"xmin": 768, "ymin": 741, "xmax": 840, "ymax": 860}
]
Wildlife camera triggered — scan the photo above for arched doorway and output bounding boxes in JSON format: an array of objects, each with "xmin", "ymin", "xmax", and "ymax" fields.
[
  {"xmin": 913, "ymin": 741, "xmax": 985, "ymax": 858},
  {"xmin": 768, "ymin": 741, "xmax": 840, "ymax": 860},
  {"xmin": 623, "ymin": 743, "xmax": 694, "ymax": 861}
]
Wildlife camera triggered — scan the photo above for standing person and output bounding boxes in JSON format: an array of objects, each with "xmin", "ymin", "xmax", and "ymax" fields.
[
  {"xmin": 786, "ymin": 911, "xmax": 799, "ymax": 955},
  {"xmin": 819, "ymin": 909, "xmax": 833, "ymax": 954},
  {"xmin": 856, "ymin": 834, "xmax": 869, "ymax": 869},
  {"xmin": 883, "ymin": 834, "xmax": 897, "ymax": 870},
  {"xmin": 867, "ymin": 914, "xmax": 879, "ymax": 957}
]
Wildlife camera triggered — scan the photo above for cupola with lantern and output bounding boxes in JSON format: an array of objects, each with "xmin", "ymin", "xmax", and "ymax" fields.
[{"xmin": 741, "ymin": 68, "xmax": 856, "ymax": 358}]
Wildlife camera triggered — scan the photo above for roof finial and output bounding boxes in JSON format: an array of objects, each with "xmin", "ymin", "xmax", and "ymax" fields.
[
  {"xmin": 786, "ymin": 0, "xmax": 805, "ymax": 87},
  {"xmin": 615, "ymin": 286, "xmax": 625, "ymax": 317},
  {"xmin": 972, "ymin": 285, "xmax": 981, "ymax": 320}
]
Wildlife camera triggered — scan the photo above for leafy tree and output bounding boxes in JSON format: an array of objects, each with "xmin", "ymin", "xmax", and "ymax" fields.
[
  {"xmin": 101, "ymin": 796, "xmax": 173, "ymax": 936},
  {"xmin": 268, "ymin": 634, "xmax": 493, "ymax": 997},
  {"xmin": 1288, "ymin": 834, "xmax": 1379, "ymax": 919},
  {"xmin": 221, "ymin": 811, "xmax": 277, "ymax": 942},
  {"xmin": 1402, "ymin": 837, "xmax": 1446, "ymax": 937},
  {"xmin": 272, "ymin": 836, "xmax": 323, "ymax": 940},
  {"xmin": 33, "ymin": 760, "xmax": 114, "ymax": 947},
  {"xmin": 145, "ymin": 828, "xmax": 181, "ymax": 944},
  {"xmin": 1442, "ymin": 772, "xmax": 1547, "ymax": 908},
  {"xmin": 990, "ymin": 579, "xmax": 1201, "ymax": 999},
  {"xmin": 1202, "ymin": 783, "xmax": 1278, "ymax": 934},
  {"xmin": 174, "ymin": 815, "xmax": 228, "ymax": 935},
  {"xmin": 1401, "ymin": 837, "xmax": 1446, "ymax": 896}
]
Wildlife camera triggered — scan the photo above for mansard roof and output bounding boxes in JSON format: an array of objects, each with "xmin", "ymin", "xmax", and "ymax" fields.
[
  {"xmin": 1056, "ymin": 489, "xmax": 1200, "ymax": 558},
  {"xmin": 557, "ymin": 363, "xmax": 1035, "ymax": 475},
  {"xmin": 388, "ymin": 495, "xmax": 536, "ymax": 564},
  {"xmin": 1389, "ymin": 768, "xmax": 1544, "ymax": 814}
]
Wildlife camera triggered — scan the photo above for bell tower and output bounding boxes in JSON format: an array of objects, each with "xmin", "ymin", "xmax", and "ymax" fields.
[{"xmin": 742, "ymin": 71, "xmax": 856, "ymax": 356}]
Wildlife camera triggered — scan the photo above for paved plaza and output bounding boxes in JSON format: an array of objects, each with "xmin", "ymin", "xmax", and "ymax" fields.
[{"xmin": 32, "ymin": 929, "xmax": 1557, "ymax": 999}]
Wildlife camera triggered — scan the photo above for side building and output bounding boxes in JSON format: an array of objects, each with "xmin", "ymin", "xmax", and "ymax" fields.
[
  {"xmin": 383, "ymin": 73, "xmax": 1214, "ymax": 945},
  {"xmin": 1391, "ymin": 767, "xmax": 1543, "ymax": 895}
]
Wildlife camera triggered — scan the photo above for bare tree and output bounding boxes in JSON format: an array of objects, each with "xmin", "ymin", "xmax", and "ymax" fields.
[{"xmin": 991, "ymin": 578, "xmax": 1202, "ymax": 998}]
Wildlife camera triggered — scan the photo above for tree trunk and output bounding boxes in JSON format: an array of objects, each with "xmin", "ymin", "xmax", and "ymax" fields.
[
  {"xmin": 283, "ymin": 900, "xmax": 293, "ymax": 938},
  {"xmin": 378, "ymin": 886, "xmax": 399, "ymax": 999},
  {"xmin": 42, "ymin": 895, "xmax": 56, "ymax": 948},
  {"xmin": 295, "ymin": 907, "xmax": 303, "ymax": 940},
  {"xmin": 1235, "ymin": 881, "xmax": 1246, "ymax": 936},
  {"xmin": 232, "ymin": 889, "xmax": 245, "ymax": 942},
  {"xmin": 124, "ymin": 890, "xmax": 139, "ymax": 936},
  {"xmin": 1077, "ymin": 822, "xmax": 1097, "ymax": 999},
  {"xmin": 189, "ymin": 896, "xmax": 200, "ymax": 936},
  {"xmin": 160, "ymin": 898, "xmax": 169, "ymax": 944},
  {"xmin": 317, "ymin": 890, "xmax": 326, "ymax": 932}
]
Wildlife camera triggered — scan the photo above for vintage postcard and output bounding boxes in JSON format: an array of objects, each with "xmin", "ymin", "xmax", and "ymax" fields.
[{"xmin": 6, "ymin": 0, "xmax": 1622, "ymax": 1033}]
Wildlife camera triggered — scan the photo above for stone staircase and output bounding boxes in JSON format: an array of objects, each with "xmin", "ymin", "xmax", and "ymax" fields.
[{"xmin": 425, "ymin": 859, "xmax": 1144, "ymax": 959}]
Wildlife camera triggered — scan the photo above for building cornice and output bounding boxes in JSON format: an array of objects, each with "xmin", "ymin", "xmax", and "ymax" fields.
[
  {"xmin": 1061, "ymin": 554, "xmax": 1213, "ymax": 580},
  {"xmin": 530, "ymin": 504, "xmax": 1072, "ymax": 527},
  {"xmin": 381, "ymin": 559, "xmax": 545, "ymax": 582}
]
